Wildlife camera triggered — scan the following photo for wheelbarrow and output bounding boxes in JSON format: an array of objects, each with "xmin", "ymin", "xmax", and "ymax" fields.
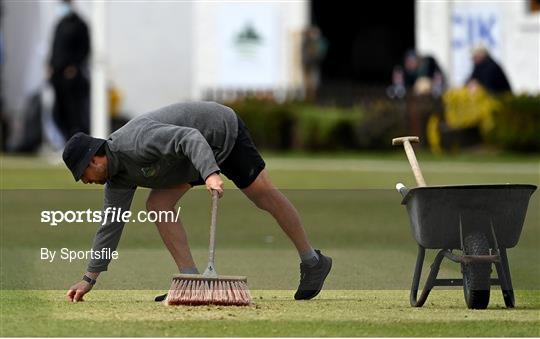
[{"xmin": 392, "ymin": 136, "xmax": 537, "ymax": 309}]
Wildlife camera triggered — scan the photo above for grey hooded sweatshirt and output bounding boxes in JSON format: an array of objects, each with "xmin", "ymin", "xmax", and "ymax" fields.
[{"xmin": 87, "ymin": 102, "xmax": 238, "ymax": 272}]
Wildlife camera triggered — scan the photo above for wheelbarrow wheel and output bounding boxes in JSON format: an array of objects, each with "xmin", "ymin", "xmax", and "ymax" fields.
[{"xmin": 462, "ymin": 232, "xmax": 492, "ymax": 309}]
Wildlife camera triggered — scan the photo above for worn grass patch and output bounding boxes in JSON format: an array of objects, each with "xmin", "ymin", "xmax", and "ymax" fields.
[{"xmin": 1, "ymin": 290, "xmax": 539, "ymax": 336}]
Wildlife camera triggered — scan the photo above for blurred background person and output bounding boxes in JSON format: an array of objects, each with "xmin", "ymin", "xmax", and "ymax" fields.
[
  {"xmin": 388, "ymin": 50, "xmax": 445, "ymax": 98},
  {"xmin": 301, "ymin": 25, "xmax": 327, "ymax": 101},
  {"xmin": 48, "ymin": 0, "xmax": 90, "ymax": 141},
  {"xmin": 401, "ymin": 49, "xmax": 419, "ymax": 90},
  {"xmin": 415, "ymin": 55, "xmax": 446, "ymax": 97},
  {"xmin": 466, "ymin": 44, "xmax": 511, "ymax": 94}
]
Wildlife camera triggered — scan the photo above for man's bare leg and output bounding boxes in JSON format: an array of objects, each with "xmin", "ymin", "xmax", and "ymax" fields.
[
  {"xmin": 241, "ymin": 169, "xmax": 312, "ymax": 254},
  {"xmin": 241, "ymin": 169, "xmax": 331, "ymax": 300},
  {"xmin": 146, "ymin": 183, "xmax": 198, "ymax": 272}
]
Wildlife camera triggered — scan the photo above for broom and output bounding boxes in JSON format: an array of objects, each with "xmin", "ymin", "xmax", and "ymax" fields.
[{"xmin": 165, "ymin": 189, "xmax": 251, "ymax": 306}]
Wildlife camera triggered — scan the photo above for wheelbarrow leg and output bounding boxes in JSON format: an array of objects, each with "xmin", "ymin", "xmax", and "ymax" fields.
[
  {"xmin": 410, "ymin": 245, "xmax": 425, "ymax": 307},
  {"xmin": 495, "ymin": 248, "xmax": 515, "ymax": 308},
  {"xmin": 410, "ymin": 246, "xmax": 446, "ymax": 307}
]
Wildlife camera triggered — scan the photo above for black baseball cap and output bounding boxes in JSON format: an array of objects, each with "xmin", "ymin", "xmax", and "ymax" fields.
[{"xmin": 62, "ymin": 132, "xmax": 107, "ymax": 181}]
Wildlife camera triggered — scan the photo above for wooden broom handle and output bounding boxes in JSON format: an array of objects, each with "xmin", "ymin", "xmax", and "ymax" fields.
[
  {"xmin": 203, "ymin": 189, "xmax": 219, "ymax": 278},
  {"xmin": 392, "ymin": 136, "xmax": 427, "ymax": 187}
]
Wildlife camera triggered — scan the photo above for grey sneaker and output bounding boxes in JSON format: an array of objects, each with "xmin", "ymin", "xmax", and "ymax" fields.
[{"xmin": 294, "ymin": 249, "xmax": 332, "ymax": 300}]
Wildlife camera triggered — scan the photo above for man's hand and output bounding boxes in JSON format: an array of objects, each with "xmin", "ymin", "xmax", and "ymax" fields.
[
  {"xmin": 66, "ymin": 279, "xmax": 93, "ymax": 302},
  {"xmin": 64, "ymin": 65, "xmax": 78, "ymax": 79},
  {"xmin": 205, "ymin": 172, "xmax": 224, "ymax": 198}
]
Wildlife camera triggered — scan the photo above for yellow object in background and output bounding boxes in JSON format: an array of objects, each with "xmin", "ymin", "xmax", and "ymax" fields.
[
  {"xmin": 442, "ymin": 87, "xmax": 499, "ymax": 135},
  {"xmin": 108, "ymin": 86, "xmax": 122, "ymax": 118},
  {"xmin": 427, "ymin": 114, "xmax": 442, "ymax": 155}
]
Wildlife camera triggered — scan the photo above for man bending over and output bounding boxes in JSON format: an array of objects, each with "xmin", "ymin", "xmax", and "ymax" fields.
[{"xmin": 62, "ymin": 102, "xmax": 332, "ymax": 302}]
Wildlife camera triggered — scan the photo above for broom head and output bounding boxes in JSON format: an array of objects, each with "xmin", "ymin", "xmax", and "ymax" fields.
[{"xmin": 165, "ymin": 274, "xmax": 251, "ymax": 306}]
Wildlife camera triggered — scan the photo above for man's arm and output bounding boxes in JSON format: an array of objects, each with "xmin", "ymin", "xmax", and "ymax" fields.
[{"xmin": 66, "ymin": 184, "xmax": 136, "ymax": 302}]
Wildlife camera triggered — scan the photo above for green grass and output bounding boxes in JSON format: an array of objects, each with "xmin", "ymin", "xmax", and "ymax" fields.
[
  {"xmin": 1, "ymin": 290, "xmax": 539, "ymax": 337},
  {"xmin": 1, "ymin": 152, "xmax": 539, "ymax": 189},
  {"xmin": 1, "ymin": 153, "xmax": 539, "ymax": 336}
]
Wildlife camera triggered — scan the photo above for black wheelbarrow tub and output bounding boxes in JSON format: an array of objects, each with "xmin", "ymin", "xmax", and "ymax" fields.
[{"xmin": 401, "ymin": 184, "xmax": 537, "ymax": 249}]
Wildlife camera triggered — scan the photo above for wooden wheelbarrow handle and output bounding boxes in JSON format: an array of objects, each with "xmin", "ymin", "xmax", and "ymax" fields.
[{"xmin": 392, "ymin": 136, "xmax": 427, "ymax": 187}]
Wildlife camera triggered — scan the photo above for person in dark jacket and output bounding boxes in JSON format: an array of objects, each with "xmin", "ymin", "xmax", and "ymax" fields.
[
  {"xmin": 48, "ymin": 0, "xmax": 90, "ymax": 141},
  {"xmin": 467, "ymin": 45, "xmax": 512, "ymax": 94}
]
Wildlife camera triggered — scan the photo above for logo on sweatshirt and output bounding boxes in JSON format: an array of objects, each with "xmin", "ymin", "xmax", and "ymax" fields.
[{"xmin": 141, "ymin": 165, "xmax": 159, "ymax": 178}]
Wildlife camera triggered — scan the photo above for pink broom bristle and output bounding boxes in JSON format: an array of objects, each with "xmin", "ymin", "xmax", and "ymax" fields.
[{"xmin": 166, "ymin": 277, "xmax": 251, "ymax": 306}]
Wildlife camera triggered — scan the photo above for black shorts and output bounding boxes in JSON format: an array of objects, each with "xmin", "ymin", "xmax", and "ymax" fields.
[{"xmin": 190, "ymin": 116, "xmax": 266, "ymax": 189}]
